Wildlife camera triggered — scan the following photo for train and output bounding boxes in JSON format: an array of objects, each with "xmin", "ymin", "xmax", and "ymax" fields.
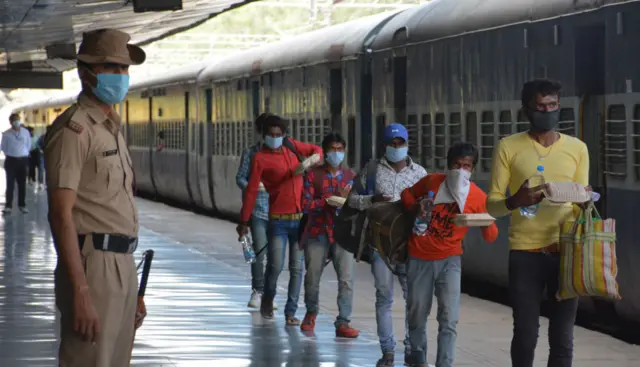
[{"xmin": 13, "ymin": 0, "xmax": 640, "ymax": 327}]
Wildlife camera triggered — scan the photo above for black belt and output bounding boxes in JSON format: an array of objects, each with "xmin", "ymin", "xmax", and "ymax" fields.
[{"xmin": 78, "ymin": 233, "xmax": 138, "ymax": 254}]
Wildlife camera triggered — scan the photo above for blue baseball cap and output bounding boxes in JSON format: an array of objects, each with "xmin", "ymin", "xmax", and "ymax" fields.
[{"xmin": 384, "ymin": 123, "xmax": 408, "ymax": 143}]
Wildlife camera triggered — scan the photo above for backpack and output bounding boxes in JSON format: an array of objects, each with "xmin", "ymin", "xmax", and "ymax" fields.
[
  {"xmin": 367, "ymin": 201, "xmax": 415, "ymax": 274},
  {"xmin": 334, "ymin": 159, "xmax": 379, "ymax": 263}
]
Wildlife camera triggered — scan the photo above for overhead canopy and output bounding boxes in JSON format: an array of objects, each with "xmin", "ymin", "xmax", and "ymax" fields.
[{"xmin": 0, "ymin": 0, "xmax": 252, "ymax": 90}]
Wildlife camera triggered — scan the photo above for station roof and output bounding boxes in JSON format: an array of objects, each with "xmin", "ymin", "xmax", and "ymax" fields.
[{"xmin": 0, "ymin": 0, "xmax": 252, "ymax": 89}]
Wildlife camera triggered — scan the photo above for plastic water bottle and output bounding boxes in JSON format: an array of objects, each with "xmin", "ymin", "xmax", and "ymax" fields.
[
  {"xmin": 240, "ymin": 235, "xmax": 256, "ymax": 263},
  {"xmin": 414, "ymin": 191, "xmax": 435, "ymax": 236},
  {"xmin": 520, "ymin": 165, "xmax": 546, "ymax": 218}
]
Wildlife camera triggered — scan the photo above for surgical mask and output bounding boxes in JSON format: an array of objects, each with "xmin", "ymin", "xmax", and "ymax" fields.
[
  {"xmin": 385, "ymin": 146, "xmax": 408, "ymax": 163},
  {"xmin": 445, "ymin": 168, "xmax": 472, "ymax": 212},
  {"xmin": 529, "ymin": 109, "xmax": 560, "ymax": 132},
  {"xmin": 264, "ymin": 135, "xmax": 283, "ymax": 150},
  {"xmin": 325, "ymin": 151, "xmax": 344, "ymax": 167},
  {"xmin": 10, "ymin": 120, "xmax": 20, "ymax": 128},
  {"xmin": 92, "ymin": 73, "xmax": 130, "ymax": 105}
]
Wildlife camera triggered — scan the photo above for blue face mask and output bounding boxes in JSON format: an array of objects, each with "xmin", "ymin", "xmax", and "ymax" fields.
[
  {"xmin": 385, "ymin": 146, "xmax": 408, "ymax": 163},
  {"xmin": 264, "ymin": 135, "xmax": 283, "ymax": 150},
  {"xmin": 325, "ymin": 151, "xmax": 344, "ymax": 167},
  {"xmin": 92, "ymin": 73, "xmax": 130, "ymax": 105}
]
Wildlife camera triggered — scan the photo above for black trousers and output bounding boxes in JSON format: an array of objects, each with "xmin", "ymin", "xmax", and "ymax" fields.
[
  {"xmin": 509, "ymin": 250, "xmax": 579, "ymax": 367},
  {"xmin": 4, "ymin": 156, "xmax": 29, "ymax": 208},
  {"xmin": 28, "ymin": 149, "xmax": 40, "ymax": 182}
]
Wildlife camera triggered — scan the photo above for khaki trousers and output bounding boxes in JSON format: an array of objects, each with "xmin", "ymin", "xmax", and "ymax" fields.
[{"xmin": 55, "ymin": 236, "xmax": 138, "ymax": 367}]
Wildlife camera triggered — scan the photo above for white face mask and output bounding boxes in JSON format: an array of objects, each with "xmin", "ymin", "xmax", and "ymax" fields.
[{"xmin": 435, "ymin": 168, "xmax": 471, "ymax": 212}]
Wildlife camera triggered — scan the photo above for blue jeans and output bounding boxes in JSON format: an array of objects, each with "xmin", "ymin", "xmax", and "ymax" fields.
[
  {"xmin": 264, "ymin": 218, "xmax": 304, "ymax": 317},
  {"xmin": 406, "ymin": 255, "xmax": 461, "ymax": 367},
  {"xmin": 303, "ymin": 235, "xmax": 355, "ymax": 326},
  {"xmin": 250, "ymin": 217, "xmax": 269, "ymax": 292},
  {"xmin": 371, "ymin": 250, "xmax": 410, "ymax": 355}
]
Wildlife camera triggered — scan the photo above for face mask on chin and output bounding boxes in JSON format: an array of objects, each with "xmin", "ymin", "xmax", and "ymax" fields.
[{"xmin": 528, "ymin": 109, "xmax": 560, "ymax": 132}]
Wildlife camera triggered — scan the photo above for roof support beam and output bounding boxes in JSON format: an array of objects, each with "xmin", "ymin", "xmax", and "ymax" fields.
[{"xmin": 0, "ymin": 70, "xmax": 63, "ymax": 89}]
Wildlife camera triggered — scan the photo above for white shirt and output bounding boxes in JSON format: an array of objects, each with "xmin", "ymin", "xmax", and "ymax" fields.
[{"xmin": 1, "ymin": 127, "xmax": 31, "ymax": 158}]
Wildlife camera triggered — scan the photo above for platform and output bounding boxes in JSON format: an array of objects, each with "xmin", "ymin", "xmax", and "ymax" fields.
[{"xmin": 0, "ymin": 174, "xmax": 639, "ymax": 366}]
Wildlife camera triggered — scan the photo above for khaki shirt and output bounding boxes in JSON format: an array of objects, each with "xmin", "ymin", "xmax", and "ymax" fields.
[{"xmin": 44, "ymin": 93, "xmax": 139, "ymax": 237}]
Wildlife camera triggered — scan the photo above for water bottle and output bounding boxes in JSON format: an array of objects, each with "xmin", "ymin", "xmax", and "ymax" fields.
[
  {"xmin": 240, "ymin": 235, "xmax": 256, "ymax": 264},
  {"xmin": 520, "ymin": 165, "xmax": 546, "ymax": 218},
  {"xmin": 414, "ymin": 191, "xmax": 435, "ymax": 236}
]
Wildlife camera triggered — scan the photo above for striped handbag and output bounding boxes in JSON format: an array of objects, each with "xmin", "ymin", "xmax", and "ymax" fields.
[{"xmin": 557, "ymin": 201, "xmax": 620, "ymax": 301}]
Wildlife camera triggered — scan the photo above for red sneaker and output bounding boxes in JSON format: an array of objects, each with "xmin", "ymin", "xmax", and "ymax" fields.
[
  {"xmin": 335, "ymin": 323, "xmax": 359, "ymax": 338},
  {"xmin": 300, "ymin": 313, "xmax": 316, "ymax": 332}
]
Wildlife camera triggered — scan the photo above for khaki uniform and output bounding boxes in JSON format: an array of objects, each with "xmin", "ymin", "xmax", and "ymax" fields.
[{"xmin": 45, "ymin": 93, "xmax": 139, "ymax": 367}]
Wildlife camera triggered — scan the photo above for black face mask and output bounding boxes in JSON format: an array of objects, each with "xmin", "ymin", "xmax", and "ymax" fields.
[{"xmin": 528, "ymin": 109, "xmax": 560, "ymax": 132}]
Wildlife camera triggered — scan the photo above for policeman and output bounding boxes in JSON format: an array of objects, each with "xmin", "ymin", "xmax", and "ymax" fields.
[{"xmin": 44, "ymin": 29, "xmax": 146, "ymax": 367}]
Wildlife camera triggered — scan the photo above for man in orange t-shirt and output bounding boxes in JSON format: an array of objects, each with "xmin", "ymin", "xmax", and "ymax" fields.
[{"xmin": 401, "ymin": 142, "xmax": 498, "ymax": 367}]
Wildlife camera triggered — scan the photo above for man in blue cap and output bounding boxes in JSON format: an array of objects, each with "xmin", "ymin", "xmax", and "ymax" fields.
[{"xmin": 348, "ymin": 122, "xmax": 427, "ymax": 367}]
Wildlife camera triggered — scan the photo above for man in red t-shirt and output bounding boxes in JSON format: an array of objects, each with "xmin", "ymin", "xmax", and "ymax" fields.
[
  {"xmin": 236, "ymin": 114, "xmax": 323, "ymax": 324},
  {"xmin": 400, "ymin": 142, "xmax": 498, "ymax": 367}
]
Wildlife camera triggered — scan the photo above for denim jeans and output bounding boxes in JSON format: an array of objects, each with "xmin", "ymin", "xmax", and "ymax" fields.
[
  {"xmin": 371, "ymin": 250, "xmax": 410, "ymax": 355},
  {"xmin": 264, "ymin": 218, "xmax": 304, "ymax": 318},
  {"xmin": 250, "ymin": 217, "xmax": 269, "ymax": 293},
  {"xmin": 303, "ymin": 235, "xmax": 355, "ymax": 327},
  {"xmin": 509, "ymin": 250, "xmax": 579, "ymax": 367},
  {"xmin": 406, "ymin": 255, "xmax": 461, "ymax": 367}
]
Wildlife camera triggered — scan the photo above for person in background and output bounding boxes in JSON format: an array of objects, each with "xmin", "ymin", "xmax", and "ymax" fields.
[
  {"xmin": 1, "ymin": 113, "xmax": 31, "ymax": 214},
  {"xmin": 300, "ymin": 131, "xmax": 359, "ymax": 338},
  {"xmin": 401, "ymin": 142, "xmax": 498, "ymax": 367},
  {"xmin": 36, "ymin": 127, "xmax": 48, "ymax": 189},
  {"xmin": 347, "ymin": 123, "xmax": 427, "ymax": 367},
  {"xmin": 28, "ymin": 126, "xmax": 45, "ymax": 189},
  {"xmin": 486, "ymin": 79, "xmax": 589, "ymax": 367},
  {"xmin": 235, "ymin": 112, "xmax": 278, "ymax": 311},
  {"xmin": 236, "ymin": 114, "xmax": 323, "ymax": 325}
]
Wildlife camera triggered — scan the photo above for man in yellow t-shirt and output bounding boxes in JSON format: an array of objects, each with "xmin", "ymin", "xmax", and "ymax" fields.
[{"xmin": 487, "ymin": 79, "xmax": 589, "ymax": 367}]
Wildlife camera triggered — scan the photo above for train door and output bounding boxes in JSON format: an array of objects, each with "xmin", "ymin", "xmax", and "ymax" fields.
[
  {"xmin": 251, "ymin": 81, "xmax": 260, "ymax": 120},
  {"xmin": 393, "ymin": 56, "xmax": 407, "ymax": 124},
  {"xmin": 360, "ymin": 52, "xmax": 374, "ymax": 165},
  {"xmin": 148, "ymin": 96, "xmax": 157, "ymax": 196},
  {"xmin": 574, "ymin": 23, "xmax": 606, "ymax": 215},
  {"xmin": 330, "ymin": 68, "xmax": 343, "ymax": 132},
  {"xmin": 184, "ymin": 91, "xmax": 194, "ymax": 205},
  {"xmin": 205, "ymin": 87, "xmax": 216, "ymax": 210}
]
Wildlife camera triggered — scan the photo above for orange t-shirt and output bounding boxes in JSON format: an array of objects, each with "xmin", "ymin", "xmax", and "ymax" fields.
[{"xmin": 401, "ymin": 173, "xmax": 499, "ymax": 261}]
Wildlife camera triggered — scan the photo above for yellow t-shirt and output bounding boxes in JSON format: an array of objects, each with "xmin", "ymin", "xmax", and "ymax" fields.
[{"xmin": 486, "ymin": 132, "xmax": 589, "ymax": 250}]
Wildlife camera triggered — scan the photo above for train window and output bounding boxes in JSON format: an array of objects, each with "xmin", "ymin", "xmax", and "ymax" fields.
[
  {"xmin": 449, "ymin": 112, "xmax": 462, "ymax": 147},
  {"xmin": 633, "ymin": 105, "xmax": 640, "ymax": 181},
  {"xmin": 315, "ymin": 119, "xmax": 322, "ymax": 144},
  {"xmin": 158, "ymin": 108, "xmax": 163, "ymax": 118},
  {"xmin": 375, "ymin": 114, "xmax": 386, "ymax": 159},
  {"xmin": 465, "ymin": 112, "xmax": 478, "ymax": 146},
  {"xmin": 347, "ymin": 116, "xmax": 356, "ymax": 167},
  {"xmin": 516, "ymin": 109, "xmax": 528, "ymax": 132},
  {"xmin": 558, "ymin": 108, "xmax": 575, "ymax": 136},
  {"xmin": 480, "ymin": 111, "xmax": 495, "ymax": 171},
  {"xmin": 421, "ymin": 114, "xmax": 432, "ymax": 170},
  {"xmin": 498, "ymin": 111, "xmax": 512, "ymax": 139},
  {"xmin": 406, "ymin": 115, "xmax": 419, "ymax": 163},
  {"xmin": 291, "ymin": 120, "xmax": 298, "ymax": 140},
  {"xmin": 299, "ymin": 119, "xmax": 307, "ymax": 141},
  {"xmin": 434, "ymin": 113, "xmax": 445, "ymax": 170},
  {"xmin": 323, "ymin": 118, "xmax": 331, "ymax": 139},
  {"xmin": 605, "ymin": 105, "xmax": 627, "ymax": 179}
]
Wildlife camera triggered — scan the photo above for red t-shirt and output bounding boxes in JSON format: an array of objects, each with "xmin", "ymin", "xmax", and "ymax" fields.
[
  {"xmin": 240, "ymin": 139, "xmax": 323, "ymax": 223},
  {"xmin": 401, "ymin": 173, "xmax": 499, "ymax": 260}
]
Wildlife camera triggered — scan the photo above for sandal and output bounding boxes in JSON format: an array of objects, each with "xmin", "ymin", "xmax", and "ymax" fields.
[
  {"xmin": 285, "ymin": 316, "xmax": 300, "ymax": 326},
  {"xmin": 376, "ymin": 353, "xmax": 394, "ymax": 367}
]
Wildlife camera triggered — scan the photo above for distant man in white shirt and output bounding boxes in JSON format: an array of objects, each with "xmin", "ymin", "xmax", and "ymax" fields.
[{"xmin": 1, "ymin": 113, "xmax": 31, "ymax": 214}]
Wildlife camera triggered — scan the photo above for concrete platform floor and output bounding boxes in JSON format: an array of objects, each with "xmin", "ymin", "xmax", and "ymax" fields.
[{"xmin": 0, "ymin": 177, "xmax": 639, "ymax": 366}]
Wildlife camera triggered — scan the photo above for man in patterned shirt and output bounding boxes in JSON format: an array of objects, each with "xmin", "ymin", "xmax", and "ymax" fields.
[
  {"xmin": 300, "ymin": 132, "xmax": 359, "ymax": 338},
  {"xmin": 235, "ymin": 113, "xmax": 277, "ymax": 310},
  {"xmin": 347, "ymin": 123, "xmax": 427, "ymax": 367}
]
